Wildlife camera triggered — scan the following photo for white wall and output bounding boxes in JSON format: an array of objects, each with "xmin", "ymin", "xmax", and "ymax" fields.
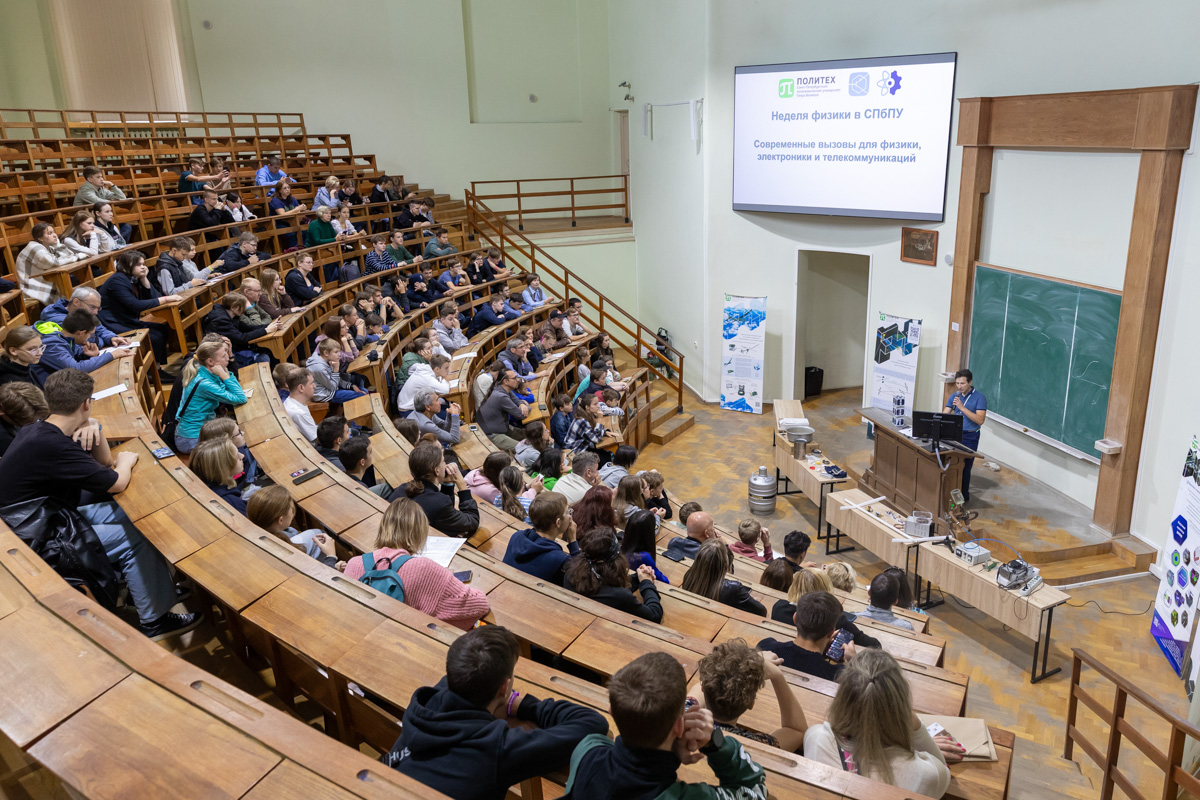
[
  {"xmin": 610, "ymin": 0, "xmax": 1200, "ymax": 548},
  {"xmin": 0, "ymin": 0, "xmax": 63, "ymax": 108},
  {"xmin": 536, "ymin": 237, "xmax": 638, "ymax": 317},
  {"xmin": 179, "ymin": 0, "xmax": 615, "ymax": 198},
  {"xmin": 803, "ymin": 251, "xmax": 869, "ymax": 391}
]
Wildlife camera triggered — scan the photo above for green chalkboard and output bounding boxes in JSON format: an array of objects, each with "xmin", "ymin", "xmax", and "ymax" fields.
[{"xmin": 968, "ymin": 265, "xmax": 1121, "ymax": 458}]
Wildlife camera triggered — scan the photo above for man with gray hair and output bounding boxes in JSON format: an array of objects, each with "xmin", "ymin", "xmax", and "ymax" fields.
[
  {"xmin": 407, "ymin": 390, "xmax": 460, "ymax": 446},
  {"xmin": 38, "ymin": 286, "xmax": 129, "ymax": 348},
  {"xmin": 238, "ymin": 277, "xmax": 272, "ymax": 327},
  {"xmin": 216, "ymin": 232, "xmax": 260, "ymax": 273},
  {"xmin": 550, "ymin": 451, "xmax": 602, "ymax": 505}
]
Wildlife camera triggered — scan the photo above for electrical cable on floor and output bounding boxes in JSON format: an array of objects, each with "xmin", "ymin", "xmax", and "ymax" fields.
[{"xmin": 1066, "ymin": 599, "xmax": 1154, "ymax": 616}]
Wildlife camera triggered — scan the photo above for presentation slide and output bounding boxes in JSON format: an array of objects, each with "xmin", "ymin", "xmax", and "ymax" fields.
[{"xmin": 733, "ymin": 53, "xmax": 957, "ymax": 221}]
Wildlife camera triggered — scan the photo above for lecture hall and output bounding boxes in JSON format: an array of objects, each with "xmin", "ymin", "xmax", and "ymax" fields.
[{"xmin": 0, "ymin": 2, "xmax": 1197, "ymax": 799}]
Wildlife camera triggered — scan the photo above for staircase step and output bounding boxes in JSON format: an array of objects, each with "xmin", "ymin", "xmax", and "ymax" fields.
[
  {"xmin": 650, "ymin": 412, "xmax": 694, "ymax": 446},
  {"xmin": 648, "ymin": 391, "xmax": 672, "ymax": 411},
  {"xmin": 1112, "ymin": 536, "xmax": 1156, "ymax": 570},
  {"xmin": 1010, "ymin": 736, "xmax": 1096, "ymax": 800},
  {"xmin": 1037, "ymin": 554, "xmax": 1142, "ymax": 585}
]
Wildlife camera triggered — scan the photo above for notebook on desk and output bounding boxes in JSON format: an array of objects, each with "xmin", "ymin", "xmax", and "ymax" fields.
[{"xmin": 918, "ymin": 714, "xmax": 997, "ymax": 762}]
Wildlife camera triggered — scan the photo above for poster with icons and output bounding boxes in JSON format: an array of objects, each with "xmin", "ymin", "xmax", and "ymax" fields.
[
  {"xmin": 1152, "ymin": 434, "xmax": 1200, "ymax": 676},
  {"xmin": 720, "ymin": 294, "xmax": 766, "ymax": 414}
]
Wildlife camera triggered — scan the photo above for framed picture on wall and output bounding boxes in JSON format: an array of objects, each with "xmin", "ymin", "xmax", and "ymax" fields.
[{"xmin": 900, "ymin": 227, "xmax": 938, "ymax": 266}]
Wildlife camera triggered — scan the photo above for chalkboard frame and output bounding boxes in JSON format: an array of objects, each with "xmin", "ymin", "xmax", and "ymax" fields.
[{"xmin": 967, "ymin": 262, "xmax": 1122, "ymax": 464}]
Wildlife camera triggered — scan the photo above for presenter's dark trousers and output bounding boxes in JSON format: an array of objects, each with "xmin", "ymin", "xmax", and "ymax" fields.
[{"xmin": 960, "ymin": 429, "xmax": 981, "ymax": 501}]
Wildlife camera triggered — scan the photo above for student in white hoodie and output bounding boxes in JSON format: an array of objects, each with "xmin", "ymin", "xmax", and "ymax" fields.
[{"xmin": 396, "ymin": 353, "xmax": 452, "ymax": 412}]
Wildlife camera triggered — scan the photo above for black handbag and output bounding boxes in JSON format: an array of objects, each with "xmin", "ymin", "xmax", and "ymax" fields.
[{"xmin": 0, "ymin": 497, "xmax": 121, "ymax": 609}]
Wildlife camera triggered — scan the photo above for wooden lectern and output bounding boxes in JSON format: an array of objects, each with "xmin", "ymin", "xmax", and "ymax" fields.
[{"xmin": 858, "ymin": 407, "xmax": 973, "ymax": 531}]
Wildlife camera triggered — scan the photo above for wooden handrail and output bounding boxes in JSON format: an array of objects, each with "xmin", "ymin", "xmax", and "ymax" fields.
[
  {"xmin": 0, "ymin": 108, "xmax": 306, "ymax": 140},
  {"xmin": 468, "ymin": 174, "xmax": 630, "ymax": 230},
  {"xmin": 1064, "ymin": 647, "xmax": 1200, "ymax": 798},
  {"xmin": 465, "ymin": 189, "xmax": 683, "ymax": 416}
]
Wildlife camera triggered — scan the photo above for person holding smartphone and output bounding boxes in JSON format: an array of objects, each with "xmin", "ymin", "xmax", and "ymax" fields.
[{"xmin": 755, "ymin": 591, "xmax": 857, "ymax": 681}]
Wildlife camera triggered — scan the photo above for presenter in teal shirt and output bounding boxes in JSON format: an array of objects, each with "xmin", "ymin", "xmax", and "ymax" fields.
[{"xmin": 944, "ymin": 369, "xmax": 987, "ymax": 502}]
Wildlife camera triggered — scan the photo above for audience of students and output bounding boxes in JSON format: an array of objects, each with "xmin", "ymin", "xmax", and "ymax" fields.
[
  {"xmin": 764, "ymin": 566, "xmax": 881, "ymax": 649},
  {"xmin": 681, "ymin": 539, "xmax": 766, "ymax": 615},
  {"xmin": 385, "ymin": 625, "xmax": 607, "ymax": 800},
  {"xmin": 344, "ymin": 497, "xmax": 489, "ymax": 629},
  {"xmin": 393, "ymin": 441, "xmax": 479, "ymax": 536},
  {"xmin": 563, "ymin": 527, "xmax": 662, "ymax": 622},
  {"xmin": 756, "ymin": 591, "xmax": 853, "ymax": 681}
]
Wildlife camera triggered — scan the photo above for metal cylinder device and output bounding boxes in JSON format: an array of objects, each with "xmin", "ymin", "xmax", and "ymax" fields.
[{"xmin": 748, "ymin": 466, "xmax": 777, "ymax": 514}]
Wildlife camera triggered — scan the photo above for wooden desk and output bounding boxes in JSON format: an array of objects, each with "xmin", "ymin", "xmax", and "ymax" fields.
[
  {"xmin": 773, "ymin": 430, "xmax": 849, "ymax": 553},
  {"xmin": 858, "ymin": 406, "xmax": 972, "ymax": 532}
]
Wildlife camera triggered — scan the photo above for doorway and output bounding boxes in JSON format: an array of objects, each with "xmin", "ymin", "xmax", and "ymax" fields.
[
  {"xmin": 794, "ymin": 250, "xmax": 870, "ymax": 400},
  {"xmin": 614, "ymin": 110, "xmax": 629, "ymax": 175}
]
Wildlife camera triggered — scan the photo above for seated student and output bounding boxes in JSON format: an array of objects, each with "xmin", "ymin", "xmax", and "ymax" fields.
[
  {"xmin": 599, "ymin": 444, "xmax": 638, "ymax": 488},
  {"xmin": 774, "ymin": 530, "xmax": 818, "ymax": 574},
  {"xmin": 225, "ymin": 191, "xmax": 256, "ymax": 223},
  {"xmin": 339, "ymin": 435, "xmax": 391, "ymax": 498},
  {"xmin": 538, "ymin": 311, "xmax": 572, "ymax": 351},
  {"xmin": 562, "ymin": 393, "xmax": 607, "ymax": 456},
  {"xmin": 803, "ymin": 649, "xmax": 954, "ymax": 797},
  {"xmin": 682, "ymin": 539, "xmax": 767, "ymax": 616},
  {"xmin": 285, "ymin": 253, "xmax": 323, "ymax": 304},
  {"xmin": 305, "ymin": 205, "xmax": 344, "ymax": 252},
  {"xmin": 597, "ymin": 387, "xmax": 625, "ymax": 418},
  {"xmin": 248, "ymin": 486, "xmax": 342, "ymax": 568},
  {"xmin": 0, "ymin": 369, "xmax": 200, "ymax": 640},
  {"xmin": 307, "ymin": 338, "xmax": 367, "ymax": 406},
  {"xmin": 729, "ymin": 518, "xmax": 773, "ymax": 563},
  {"xmin": 520, "ymin": 273, "xmax": 553, "ymax": 308},
  {"xmin": 510, "ymin": 376, "xmax": 535, "ymax": 421},
  {"xmin": 496, "ymin": 284, "xmax": 522, "ymax": 320},
  {"xmin": 314, "ymin": 415, "xmax": 351, "ymax": 465},
  {"xmin": 529, "ymin": 448, "xmax": 564, "ymax": 490},
  {"xmin": 189, "ymin": 437, "xmax": 249, "ymax": 514},
  {"xmin": 408, "ymin": 391, "xmax": 461, "ymax": 446},
  {"xmin": 258, "ymin": 268, "xmax": 300, "ymax": 318},
  {"xmin": 432, "ymin": 305, "xmax": 469, "ymax": 353},
  {"xmin": 397, "ymin": 353, "xmax": 452, "ymax": 412},
  {"xmin": 882, "ymin": 565, "xmax": 927, "ymax": 616},
  {"xmin": 591, "ymin": 331, "xmax": 615, "ymax": 364},
  {"xmin": 97, "ymin": 251, "xmax": 181, "ymax": 374},
  {"xmin": 237, "ymin": 277, "xmax": 273, "ymax": 329},
  {"xmin": 416, "ymin": 265, "xmax": 446, "ymax": 301},
  {"xmin": 312, "ymin": 176, "xmax": 344, "ymax": 211},
  {"xmin": 612, "ymin": 474, "xmax": 657, "ymax": 527},
  {"xmin": 563, "ymin": 651, "xmax": 766, "ymax": 800},
  {"xmin": 857, "ymin": 572, "xmax": 916, "ymax": 630},
  {"xmin": 825, "ymin": 561, "xmax": 859, "ymax": 593},
  {"xmin": 690, "ymin": 639, "xmax": 808, "ymax": 752},
  {"xmin": 418, "ymin": 196, "xmax": 438, "ymax": 230},
  {"xmin": 756, "ymin": 591, "xmax": 856, "ymax": 681},
  {"xmin": 267, "ymin": 181, "xmax": 306, "ymax": 249},
  {"xmin": 74, "ymin": 164, "xmax": 127, "ymax": 207},
  {"xmin": 497, "ymin": 337, "xmax": 539, "ymax": 380},
  {"xmin": 364, "ymin": 233, "xmax": 400, "ymax": 275},
  {"xmin": 477, "ymin": 369, "xmax": 529, "ymax": 451},
  {"xmin": 391, "ymin": 441, "xmax": 479, "ymax": 536},
  {"xmin": 502, "ymin": 491, "xmax": 579, "ymax": 584},
  {"xmin": 566, "ymin": 307, "xmax": 589, "ymax": 339},
  {"xmin": 397, "ymin": 198, "xmax": 430, "ymax": 238},
  {"xmin": 385, "ymin": 625, "xmax": 607, "ymax": 800},
  {"xmin": 216, "ymin": 232, "xmax": 261, "ymax": 273},
  {"xmin": 33, "ymin": 309, "xmax": 121, "ymax": 383},
  {"xmin": 675, "ymin": 500, "xmax": 702, "ymax": 530},
  {"xmin": 363, "ymin": 312, "xmax": 385, "ymax": 343},
  {"xmin": 367, "ymin": 174, "xmax": 399, "ymax": 227},
  {"xmin": 548, "ymin": 393, "xmax": 573, "ymax": 448},
  {"xmin": 564, "ymin": 527, "xmax": 662, "ymax": 622},
  {"xmin": 467, "ymin": 294, "xmax": 507, "ymax": 336},
  {"xmin": 203, "ymin": 292, "xmax": 281, "ymax": 368},
  {"xmin": 529, "ymin": 330, "xmax": 555, "ymax": 369},
  {"xmin": 255, "ymin": 156, "xmax": 291, "ymax": 190},
  {"xmin": 549, "ymin": 450, "xmax": 601, "ymax": 505},
  {"xmin": 331, "ymin": 202, "xmax": 358, "ymax": 240},
  {"xmin": 464, "ymin": 451, "xmax": 514, "ymax": 504},
  {"xmin": 173, "ymin": 340, "xmax": 248, "ymax": 453},
  {"xmin": 495, "ymin": 465, "xmax": 542, "ymax": 523},
  {"xmin": 641, "ymin": 469, "xmax": 672, "ymax": 520},
  {"xmin": 39, "ymin": 287, "xmax": 128, "ymax": 350},
  {"xmin": 179, "ymin": 158, "xmax": 222, "ymax": 203},
  {"xmin": 621, "ymin": 509, "xmax": 668, "ymax": 583},
  {"xmin": 393, "ymin": 416, "xmax": 420, "ymax": 444},
  {"xmin": 345, "ymin": 498, "xmax": 489, "ymax": 629},
  {"xmin": 766, "ymin": 566, "xmax": 880, "ymax": 649},
  {"xmin": 395, "ymin": 337, "xmax": 433, "ymax": 391},
  {"xmin": 61, "ymin": 210, "xmax": 101, "ymax": 257},
  {"xmin": 186, "ymin": 190, "xmax": 235, "ymax": 237},
  {"xmin": 0, "ymin": 382, "xmax": 48, "ymax": 457},
  {"xmin": 572, "ymin": 485, "xmax": 619, "ymax": 538},
  {"xmin": 88, "ymin": 201, "xmax": 128, "ymax": 251},
  {"xmin": 484, "ymin": 246, "xmax": 512, "ymax": 279},
  {"xmin": 154, "ymin": 236, "xmax": 212, "ymax": 294},
  {"xmin": 314, "ymin": 318, "xmax": 361, "ymax": 381},
  {"xmin": 17, "ymin": 222, "xmax": 88, "ymax": 305},
  {"xmin": 472, "ymin": 361, "xmax": 504, "ymax": 411},
  {"xmin": 386, "ymin": 226, "xmax": 422, "ymax": 264},
  {"xmin": 273, "ymin": 362, "xmax": 300, "ymax": 402},
  {"xmin": 463, "ymin": 249, "xmax": 494, "ymax": 287},
  {"xmin": 514, "ymin": 421, "xmax": 550, "ymax": 470},
  {"xmin": 664, "ymin": 510, "xmax": 719, "ymax": 560},
  {"xmin": 436, "ymin": 258, "xmax": 469, "ymax": 294},
  {"xmin": 198, "ymin": 416, "xmax": 259, "ymax": 489},
  {"xmin": 422, "ymin": 227, "xmax": 458, "ymax": 259},
  {"xmin": 283, "ymin": 368, "xmax": 319, "ymax": 443}
]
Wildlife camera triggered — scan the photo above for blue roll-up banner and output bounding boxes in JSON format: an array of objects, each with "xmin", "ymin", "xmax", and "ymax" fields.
[{"xmin": 720, "ymin": 294, "xmax": 766, "ymax": 414}]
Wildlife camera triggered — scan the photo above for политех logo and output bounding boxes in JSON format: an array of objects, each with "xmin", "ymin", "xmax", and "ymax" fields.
[{"xmin": 778, "ymin": 79, "xmax": 794, "ymax": 98}]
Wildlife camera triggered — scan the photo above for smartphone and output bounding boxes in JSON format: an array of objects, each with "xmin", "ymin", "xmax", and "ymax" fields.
[
  {"xmin": 538, "ymin": 403, "xmax": 547, "ymax": 411},
  {"xmin": 151, "ymin": 447, "xmax": 173, "ymax": 459},
  {"xmin": 454, "ymin": 570, "xmax": 472, "ymax": 583},
  {"xmin": 290, "ymin": 468, "xmax": 309, "ymax": 478},
  {"xmin": 293, "ymin": 469, "xmax": 323, "ymax": 485},
  {"xmin": 661, "ymin": 550, "xmax": 685, "ymax": 562},
  {"xmin": 468, "ymin": 424, "xmax": 479, "ymax": 431},
  {"xmin": 825, "ymin": 629, "xmax": 853, "ymax": 662}
]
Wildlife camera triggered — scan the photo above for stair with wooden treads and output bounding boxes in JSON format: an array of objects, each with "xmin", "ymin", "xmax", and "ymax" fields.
[{"xmin": 648, "ymin": 381, "xmax": 694, "ymax": 445}]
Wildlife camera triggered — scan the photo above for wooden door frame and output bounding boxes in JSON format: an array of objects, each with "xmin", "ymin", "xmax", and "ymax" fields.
[{"xmin": 944, "ymin": 85, "xmax": 1196, "ymax": 536}]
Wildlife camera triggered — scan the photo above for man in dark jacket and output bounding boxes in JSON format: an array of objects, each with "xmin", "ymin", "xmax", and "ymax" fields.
[
  {"xmin": 39, "ymin": 286, "xmax": 128, "ymax": 348},
  {"xmin": 385, "ymin": 625, "xmax": 607, "ymax": 800},
  {"xmin": 561, "ymin": 652, "xmax": 765, "ymax": 800},
  {"xmin": 397, "ymin": 198, "xmax": 430, "ymax": 239},
  {"xmin": 186, "ymin": 189, "xmax": 236, "ymax": 242},
  {"xmin": 202, "ymin": 291, "xmax": 279, "ymax": 367},
  {"xmin": 216, "ymin": 232, "xmax": 261, "ymax": 274},
  {"xmin": 663, "ymin": 511, "xmax": 719, "ymax": 561},
  {"xmin": 501, "ymin": 493, "xmax": 577, "ymax": 585},
  {"xmin": 468, "ymin": 295, "xmax": 507, "ymax": 337}
]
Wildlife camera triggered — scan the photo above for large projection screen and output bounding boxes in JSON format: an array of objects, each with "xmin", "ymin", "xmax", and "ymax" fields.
[{"xmin": 733, "ymin": 52, "xmax": 957, "ymax": 221}]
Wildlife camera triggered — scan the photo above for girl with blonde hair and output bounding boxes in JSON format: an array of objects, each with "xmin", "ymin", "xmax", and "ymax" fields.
[
  {"xmin": 804, "ymin": 649, "xmax": 954, "ymax": 796},
  {"xmin": 680, "ymin": 539, "xmax": 766, "ymax": 616},
  {"xmin": 342, "ymin": 498, "xmax": 489, "ymax": 629},
  {"xmin": 174, "ymin": 339, "xmax": 247, "ymax": 454},
  {"xmin": 825, "ymin": 562, "xmax": 858, "ymax": 593},
  {"xmin": 770, "ymin": 567, "xmax": 881, "ymax": 649},
  {"xmin": 188, "ymin": 437, "xmax": 248, "ymax": 515},
  {"xmin": 198, "ymin": 416, "xmax": 259, "ymax": 487}
]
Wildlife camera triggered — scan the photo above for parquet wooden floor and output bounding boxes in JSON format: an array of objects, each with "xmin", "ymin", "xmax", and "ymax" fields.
[{"xmin": 636, "ymin": 384, "xmax": 1187, "ymax": 799}]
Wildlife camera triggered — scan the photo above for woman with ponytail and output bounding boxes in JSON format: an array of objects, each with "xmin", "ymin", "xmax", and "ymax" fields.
[
  {"xmin": 494, "ymin": 465, "xmax": 542, "ymax": 523},
  {"xmin": 563, "ymin": 526, "xmax": 662, "ymax": 622},
  {"xmin": 174, "ymin": 339, "xmax": 247, "ymax": 453},
  {"xmin": 391, "ymin": 440, "xmax": 479, "ymax": 536}
]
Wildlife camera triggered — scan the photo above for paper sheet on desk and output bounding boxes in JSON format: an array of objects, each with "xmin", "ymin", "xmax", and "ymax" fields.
[
  {"xmin": 100, "ymin": 344, "xmax": 137, "ymax": 356},
  {"xmin": 451, "ymin": 352, "xmax": 477, "ymax": 361},
  {"xmin": 542, "ymin": 353, "xmax": 565, "ymax": 361},
  {"xmin": 91, "ymin": 383, "xmax": 127, "ymax": 401},
  {"xmin": 779, "ymin": 417, "xmax": 808, "ymax": 427},
  {"xmin": 448, "ymin": 379, "xmax": 460, "ymax": 389},
  {"xmin": 417, "ymin": 537, "xmax": 466, "ymax": 569}
]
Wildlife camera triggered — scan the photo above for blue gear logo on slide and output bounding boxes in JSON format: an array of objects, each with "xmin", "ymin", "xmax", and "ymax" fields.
[
  {"xmin": 848, "ymin": 72, "xmax": 870, "ymax": 96},
  {"xmin": 778, "ymin": 79, "xmax": 794, "ymax": 98},
  {"xmin": 877, "ymin": 70, "xmax": 902, "ymax": 96}
]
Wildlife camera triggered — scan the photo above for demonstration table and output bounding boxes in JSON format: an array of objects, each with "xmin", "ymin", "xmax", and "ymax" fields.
[{"xmin": 772, "ymin": 399, "xmax": 850, "ymax": 553}]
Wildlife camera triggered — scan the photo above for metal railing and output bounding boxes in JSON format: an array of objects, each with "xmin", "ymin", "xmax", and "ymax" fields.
[
  {"xmin": 1064, "ymin": 647, "xmax": 1200, "ymax": 799},
  {"xmin": 468, "ymin": 174, "xmax": 629, "ymax": 231},
  {"xmin": 465, "ymin": 189, "xmax": 683, "ymax": 416}
]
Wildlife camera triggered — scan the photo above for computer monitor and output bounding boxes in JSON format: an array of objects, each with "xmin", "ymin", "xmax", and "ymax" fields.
[{"xmin": 911, "ymin": 410, "xmax": 963, "ymax": 448}]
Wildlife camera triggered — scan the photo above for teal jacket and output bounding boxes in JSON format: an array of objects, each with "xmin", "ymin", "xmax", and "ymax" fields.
[
  {"xmin": 423, "ymin": 239, "xmax": 458, "ymax": 259},
  {"xmin": 176, "ymin": 365, "xmax": 247, "ymax": 438}
]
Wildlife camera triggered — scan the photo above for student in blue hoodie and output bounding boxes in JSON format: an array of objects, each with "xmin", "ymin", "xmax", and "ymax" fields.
[
  {"xmin": 384, "ymin": 625, "xmax": 607, "ymax": 800},
  {"xmin": 562, "ymin": 652, "xmax": 765, "ymax": 800},
  {"xmin": 468, "ymin": 294, "xmax": 507, "ymax": 336},
  {"xmin": 32, "ymin": 309, "xmax": 118, "ymax": 384},
  {"xmin": 549, "ymin": 392, "xmax": 573, "ymax": 448},
  {"xmin": 502, "ymin": 492, "xmax": 578, "ymax": 585}
]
